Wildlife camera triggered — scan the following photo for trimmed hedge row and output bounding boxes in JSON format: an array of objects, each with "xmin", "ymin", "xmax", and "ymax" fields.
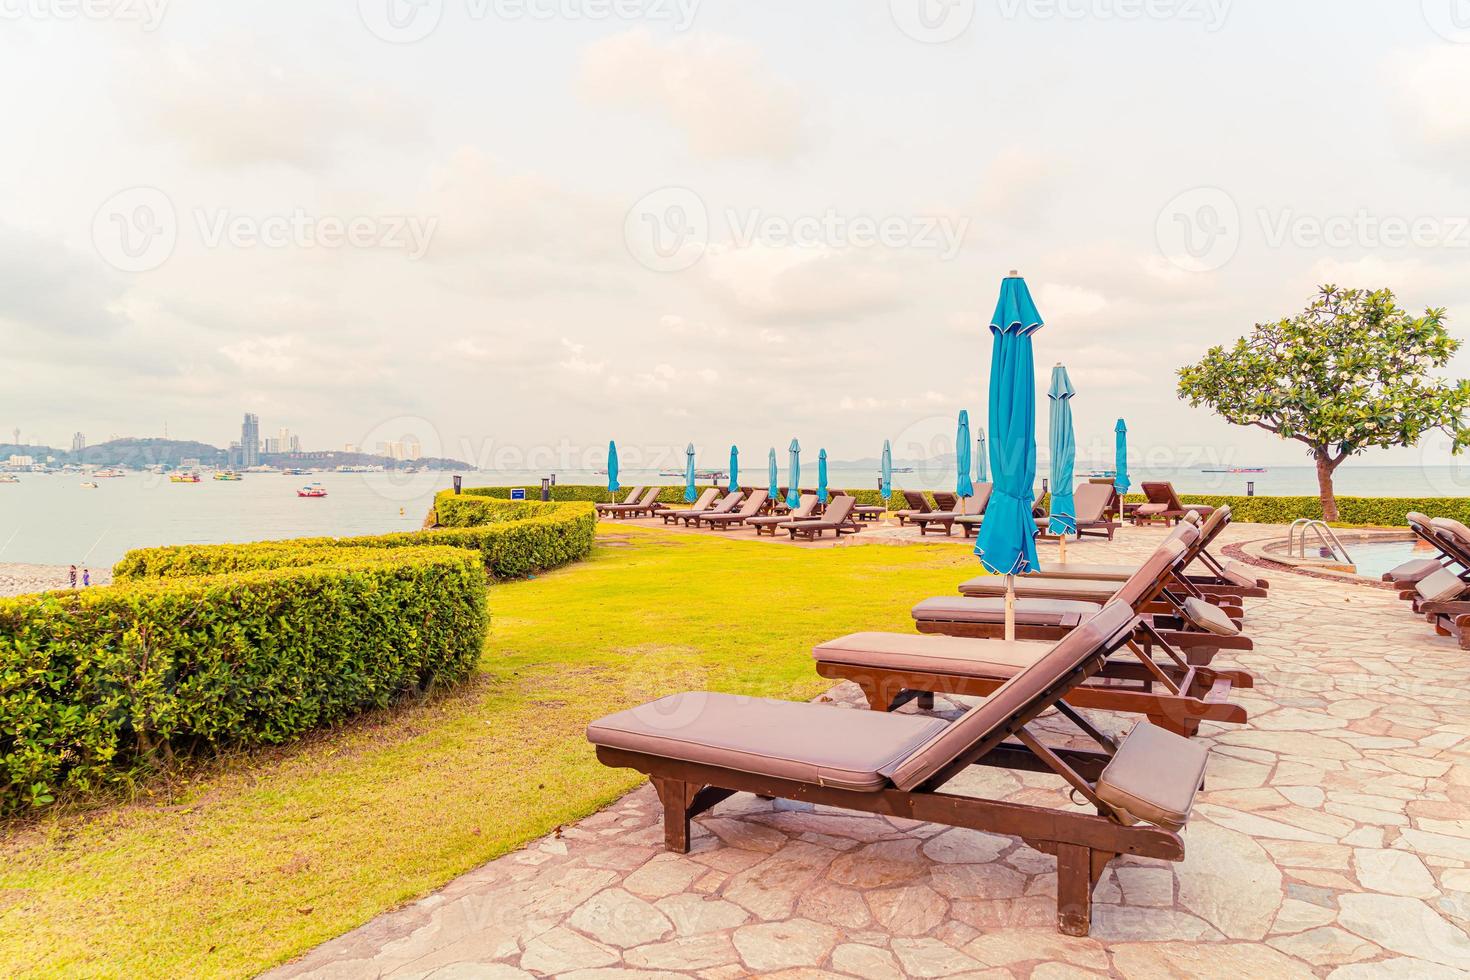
[
  {"xmin": 1126, "ymin": 493, "xmax": 1461, "ymax": 528},
  {"xmin": 118, "ymin": 496, "xmax": 597, "ymax": 582},
  {"xmin": 2, "ymin": 546, "xmax": 487, "ymax": 814},
  {"xmin": 464, "ymin": 484, "xmax": 898, "ymax": 508}
]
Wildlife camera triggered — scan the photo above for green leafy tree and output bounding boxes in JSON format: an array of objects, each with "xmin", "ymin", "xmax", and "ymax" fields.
[{"xmin": 1178, "ymin": 285, "xmax": 1470, "ymax": 521}]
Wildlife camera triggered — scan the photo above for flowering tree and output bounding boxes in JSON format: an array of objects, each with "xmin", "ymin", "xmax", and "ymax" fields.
[{"xmin": 1177, "ymin": 286, "xmax": 1470, "ymax": 521}]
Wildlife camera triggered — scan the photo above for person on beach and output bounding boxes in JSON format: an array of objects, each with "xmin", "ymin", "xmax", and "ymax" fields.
[
  {"xmin": 69, "ymin": 565, "xmax": 77, "ymax": 589},
  {"xmin": 82, "ymin": 568, "xmax": 90, "ymax": 588}
]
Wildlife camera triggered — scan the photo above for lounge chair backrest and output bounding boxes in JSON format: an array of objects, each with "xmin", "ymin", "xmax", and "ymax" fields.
[
  {"xmin": 1110, "ymin": 532, "xmax": 1194, "ymax": 609},
  {"xmin": 967, "ymin": 483, "xmax": 993, "ymax": 515},
  {"xmin": 1432, "ymin": 517, "xmax": 1470, "ymax": 548},
  {"xmin": 902, "ymin": 490, "xmax": 930, "ymax": 512},
  {"xmin": 621, "ymin": 486, "xmax": 644, "ymax": 504},
  {"xmin": 933, "ymin": 491, "xmax": 958, "ymax": 511},
  {"xmin": 687, "ymin": 488, "xmax": 719, "ymax": 511},
  {"xmin": 821, "ymin": 495, "xmax": 855, "ymax": 524},
  {"xmin": 1182, "ymin": 510, "xmax": 1201, "ymax": 526},
  {"xmin": 638, "ymin": 487, "xmax": 662, "ymax": 506},
  {"xmin": 1073, "ymin": 483, "xmax": 1113, "ymax": 523},
  {"xmin": 732, "ymin": 492, "xmax": 766, "ymax": 517},
  {"xmin": 886, "ymin": 602, "xmax": 1137, "ymax": 791},
  {"xmin": 1142, "ymin": 482, "xmax": 1182, "ymax": 510},
  {"xmin": 708, "ymin": 491, "xmax": 743, "ymax": 514},
  {"xmin": 791, "ymin": 494, "xmax": 818, "ymax": 518}
]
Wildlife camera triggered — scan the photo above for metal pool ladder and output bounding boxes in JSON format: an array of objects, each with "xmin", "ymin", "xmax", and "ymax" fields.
[{"xmin": 1286, "ymin": 518, "xmax": 1354, "ymax": 566}]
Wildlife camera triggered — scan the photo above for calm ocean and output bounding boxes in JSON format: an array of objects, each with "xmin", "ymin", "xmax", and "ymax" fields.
[{"xmin": 2, "ymin": 465, "xmax": 1466, "ymax": 567}]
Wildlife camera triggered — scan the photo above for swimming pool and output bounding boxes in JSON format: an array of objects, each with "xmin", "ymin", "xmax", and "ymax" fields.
[{"xmin": 1345, "ymin": 538, "xmax": 1439, "ymax": 580}]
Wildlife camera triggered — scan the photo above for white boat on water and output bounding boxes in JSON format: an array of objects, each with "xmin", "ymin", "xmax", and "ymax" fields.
[
  {"xmin": 81, "ymin": 481, "xmax": 99, "ymax": 489},
  {"xmin": 0, "ymin": 474, "xmax": 19, "ymax": 484}
]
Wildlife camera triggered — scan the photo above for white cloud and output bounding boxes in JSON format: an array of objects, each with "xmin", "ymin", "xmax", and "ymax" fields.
[
  {"xmin": 1387, "ymin": 45, "xmax": 1470, "ymax": 173},
  {"xmin": 558, "ymin": 337, "xmax": 606, "ymax": 375},
  {"xmin": 578, "ymin": 30, "xmax": 804, "ymax": 162},
  {"xmin": 694, "ymin": 243, "xmax": 907, "ymax": 322}
]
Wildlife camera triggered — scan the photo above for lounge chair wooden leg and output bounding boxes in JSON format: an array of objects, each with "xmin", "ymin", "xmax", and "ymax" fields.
[
  {"xmin": 652, "ymin": 776, "xmax": 700, "ymax": 853},
  {"xmin": 915, "ymin": 692, "xmax": 936, "ymax": 711},
  {"xmin": 1056, "ymin": 843, "xmax": 1102, "ymax": 936}
]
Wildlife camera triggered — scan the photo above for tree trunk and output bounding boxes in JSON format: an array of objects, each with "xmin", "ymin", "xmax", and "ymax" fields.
[{"xmin": 1314, "ymin": 452, "xmax": 1339, "ymax": 522}]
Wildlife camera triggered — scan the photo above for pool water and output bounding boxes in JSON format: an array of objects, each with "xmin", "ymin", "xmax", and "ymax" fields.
[{"xmin": 1346, "ymin": 538, "xmax": 1438, "ymax": 580}]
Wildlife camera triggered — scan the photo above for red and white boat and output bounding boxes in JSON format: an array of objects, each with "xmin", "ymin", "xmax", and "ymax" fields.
[{"xmin": 296, "ymin": 483, "xmax": 328, "ymax": 498}]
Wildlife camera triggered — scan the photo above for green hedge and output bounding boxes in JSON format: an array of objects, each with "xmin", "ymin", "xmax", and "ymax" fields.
[
  {"xmin": 1127, "ymin": 493, "xmax": 1462, "ymax": 528},
  {"xmin": 118, "ymin": 496, "xmax": 597, "ymax": 583},
  {"xmin": 463, "ymin": 484, "xmax": 900, "ymax": 508},
  {"xmin": 1, "ymin": 546, "xmax": 486, "ymax": 814}
]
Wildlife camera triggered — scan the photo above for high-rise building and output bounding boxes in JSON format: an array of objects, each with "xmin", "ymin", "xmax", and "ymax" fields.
[
  {"xmin": 71, "ymin": 432, "xmax": 85, "ymax": 453},
  {"xmin": 289, "ymin": 434, "xmax": 301, "ymax": 453},
  {"xmin": 263, "ymin": 437, "xmax": 280, "ymax": 454},
  {"xmin": 241, "ymin": 413, "xmax": 260, "ymax": 468}
]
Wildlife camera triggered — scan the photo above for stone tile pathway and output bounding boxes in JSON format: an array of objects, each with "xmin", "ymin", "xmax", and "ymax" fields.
[{"xmin": 266, "ymin": 522, "xmax": 1470, "ymax": 978}]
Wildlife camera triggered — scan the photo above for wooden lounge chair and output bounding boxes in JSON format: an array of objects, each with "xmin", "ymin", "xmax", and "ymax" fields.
[
  {"xmin": 587, "ymin": 602, "xmax": 1211, "ymax": 937},
  {"xmin": 600, "ymin": 486, "xmax": 663, "ymax": 519},
  {"xmin": 896, "ymin": 490, "xmax": 933, "ymax": 526},
  {"xmin": 1132, "ymin": 482, "xmax": 1214, "ymax": 526},
  {"xmin": 595, "ymin": 486, "xmax": 645, "ymax": 518},
  {"xmin": 660, "ymin": 488, "xmax": 720, "ymax": 525},
  {"xmin": 1407, "ymin": 519, "xmax": 1470, "ymax": 646},
  {"xmin": 816, "ymin": 540, "xmax": 1252, "ymax": 737},
  {"xmin": 786, "ymin": 495, "xmax": 858, "ymax": 539},
  {"xmin": 913, "ymin": 526, "xmax": 1253, "ymax": 667},
  {"xmin": 699, "ymin": 491, "xmax": 766, "ymax": 530},
  {"xmin": 748, "ymin": 493, "xmax": 816, "ymax": 536},
  {"xmin": 933, "ymin": 491, "xmax": 959, "ymax": 512},
  {"xmin": 1387, "ymin": 512, "xmax": 1466, "ymax": 590},
  {"xmin": 1036, "ymin": 483, "xmax": 1120, "ymax": 541},
  {"xmin": 682, "ymin": 491, "xmax": 745, "ymax": 527},
  {"xmin": 830, "ymin": 488, "xmax": 884, "ymax": 522},
  {"xmin": 952, "ymin": 484, "xmax": 993, "ymax": 539}
]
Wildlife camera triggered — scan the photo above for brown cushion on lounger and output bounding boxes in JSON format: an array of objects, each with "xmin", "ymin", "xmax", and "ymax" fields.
[
  {"xmin": 1432, "ymin": 517, "xmax": 1470, "ymax": 546},
  {"xmin": 912, "ymin": 595, "xmax": 1101, "ymax": 627},
  {"xmin": 815, "ymin": 632, "xmax": 1051, "ymax": 675},
  {"xmin": 1095, "ymin": 722, "xmax": 1208, "ymax": 832},
  {"xmin": 1135, "ymin": 503, "xmax": 1168, "ymax": 517},
  {"xmin": 586, "ymin": 692, "xmax": 945, "ymax": 792},
  {"xmin": 958, "ymin": 576, "xmax": 1121, "ymax": 603},
  {"xmin": 1418, "ymin": 568, "xmax": 1470, "ymax": 604},
  {"xmin": 1386, "ymin": 557, "xmax": 1444, "ymax": 584},
  {"xmin": 1221, "ymin": 561, "xmax": 1260, "ymax": 590},
  {"xmin": 887, "ymin": 603, "xmax": 1136, "ymax": 791},
  {"xmin": 1181, "ymin": 597, "xmax": 1239, "ymax": 636}
]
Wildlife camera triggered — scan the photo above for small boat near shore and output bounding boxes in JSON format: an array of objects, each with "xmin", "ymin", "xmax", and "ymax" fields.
[
  {"xmin": 0, "ymin": 475, "xmax": 18, "ymax": 484},
  {"xmin": 81, "ymin": 481, "xmax": 99, "ymax": 489},
  {"xmin": 213, "ymin": 471, "xmax": 243, "ymax": 481},
  {"xmin": 297, "ymin": 483, "xmax": 328, "ymax": 498},
  {"xmin": 170, "ymin": 472, "xmax": 201, "ymax": 484}
]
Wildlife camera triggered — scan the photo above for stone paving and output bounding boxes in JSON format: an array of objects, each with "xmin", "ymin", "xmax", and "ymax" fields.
[{"xmin": 266, "ymin": 521, "xmax": 1470, "ymax": 978}]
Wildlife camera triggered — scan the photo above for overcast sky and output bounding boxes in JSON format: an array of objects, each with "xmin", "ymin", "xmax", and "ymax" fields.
[{"xmin": 3, "ymin": 1, "xmax": 1470, "ymax": 471}]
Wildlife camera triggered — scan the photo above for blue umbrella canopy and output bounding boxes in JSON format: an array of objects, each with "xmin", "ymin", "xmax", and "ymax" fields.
[
  {"xmin": 1047, "ymin": 364, "xmax": 1077, "ymax": 536},
  {"xmin": 817, "ymin": 448, "xmax": 829, "ymax": 504},
  {"xmin": 786, "ymin": 439, "xmax": 801, "ymax": 509},
  {"xmin": 767, "ymin": 448, "xmax": 779, "ymax": 500},
  {"xmin": 881, "ymin": 439, "xmax": 893, "ymax": 501},
  {"xmin": 1114, "ymin": 419, "xmax": 1131, "ymax": 497},
  {"xmin": 729, "ymin": 445, "xmax": 740, "ymax": 492},
  {"xmin": 683, "ymin": 443, "xmax": 697, "ymax": 503},
  {"xmin": 956, "ymin": 410, "xmax": 974, "ymax": 499},
  {"xmin": 974, "ymin": 273, "xmax": 1043, "ymax": 575},
  {"xmin": 606, "ymin": 440, "xmax": 620, "ymax": 495},
  {"xmin": 975, "ymin": 430, "xmax": 988, "ymax": 484}
]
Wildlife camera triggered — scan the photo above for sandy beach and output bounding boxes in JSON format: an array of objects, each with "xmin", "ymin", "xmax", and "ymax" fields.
[{"xmin": 0, "ymin": 563, "xmax": 113, "ymax": 598}]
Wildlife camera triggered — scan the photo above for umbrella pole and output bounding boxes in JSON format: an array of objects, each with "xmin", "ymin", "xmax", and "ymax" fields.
[
  {"xmin": 1004, "ymin": 573, "xmax": 1016, "ymax": 642},
  {"xmin": 1058, "ymin": 531, "xmax": 1067, "ymax": 564}
]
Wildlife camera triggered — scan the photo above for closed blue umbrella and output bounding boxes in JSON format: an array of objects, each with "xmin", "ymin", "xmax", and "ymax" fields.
[
  {"xmin": 975, "ymin": 431, "xmax": 988, "ymax": 484},
  {"xmin": 817, "ymin": 448, "xmax": 829, "ymax": 504},
  {"xmin": 767, "ymin": 448, "xmax": 779, "ymax": 501},
  {"xmin": 728, "ymin": 444, "xmax": 740, "ymax": 493},
  {"xmin": 881, "ymin": 439, "xmax": 893, "ymax": 502},
  {"xmin": 683, "ymin": 443, "xmax": 697, "ymax": 503},
  {"xmin": 606, "ymin": 440, "xmax": 620, "ymax": 496},
  {"xmin": 1047, "ymin": 364, "xmax": 1077, "ymax": 536},
  {"xmin": 786, "ymin": 439, "xmax": 801, "ymax": 509},
  {"xmin": 1114, "ymin": 419, "xmax": 1131, "ymax": 498},
  {"xmin": 974, "ymin": 273, "xmax": 1043, "ymax": 575},
  {"xmin": 956, "ymin": 410, "xmax": 974, "ymax": 499}
]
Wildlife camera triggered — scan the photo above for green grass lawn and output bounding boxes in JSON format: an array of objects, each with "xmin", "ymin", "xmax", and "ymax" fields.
[{"xmin": 0, "ymin": 526, "xmax": 977, "ymax": 978}]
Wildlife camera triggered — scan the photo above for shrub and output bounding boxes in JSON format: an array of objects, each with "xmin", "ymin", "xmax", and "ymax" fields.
[
  {"xmin": 1, "ymin": 546, "xmax": 486, "ymax": 815},
  {"xmin": 1125, "ymin": 493, "xmax": 1467, "ymax": 528}
]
